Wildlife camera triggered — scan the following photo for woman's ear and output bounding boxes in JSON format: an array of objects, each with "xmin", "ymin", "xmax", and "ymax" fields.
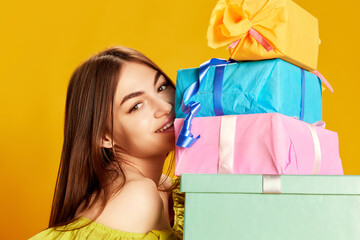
[{"xmin": 101, "ymin": 134, "xmax": 113, "ymax": 149}]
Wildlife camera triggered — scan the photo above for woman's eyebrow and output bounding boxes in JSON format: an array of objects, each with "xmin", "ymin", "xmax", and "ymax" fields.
[
  {"xmin": 120, "ymin": 72, "xmax": 162, "ymax": 106},
  {"xmin": 153, "ymin": 71, "xmax": 161, "ymax": 86},
  {"xmin": 120, "ymin": 91, "xmax": 144, "ymax": 106}
]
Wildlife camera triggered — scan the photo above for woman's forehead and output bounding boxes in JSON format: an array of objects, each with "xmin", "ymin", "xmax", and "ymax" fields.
[{"xmin": 114, "ymin": 62, "xmax": 162, "ymax": 102}]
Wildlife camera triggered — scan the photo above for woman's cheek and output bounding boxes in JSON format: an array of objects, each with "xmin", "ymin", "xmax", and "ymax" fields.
[
  {"xmin": 130, "ymin": 111, "xmax": 151, "ymax": 133},
  {"xmin": 166, "ymin": 96, "xmax": 174, "ymax": 105}
]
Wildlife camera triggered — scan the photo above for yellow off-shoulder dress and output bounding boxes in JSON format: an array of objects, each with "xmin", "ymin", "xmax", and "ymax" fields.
[{"xmin": 29, "ymin": 180, "xmax": 184, "ymax": 240}]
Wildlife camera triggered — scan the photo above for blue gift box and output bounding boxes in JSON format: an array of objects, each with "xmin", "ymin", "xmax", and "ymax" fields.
[{"xmin": 175, "ymin": 59, "xmax": 322, "ymax": 124}]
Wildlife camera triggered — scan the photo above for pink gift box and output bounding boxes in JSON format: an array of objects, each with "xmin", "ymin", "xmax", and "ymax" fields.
[{"xmin": 175, "ymin": 113, "xmax": 343, "ymax": 176}]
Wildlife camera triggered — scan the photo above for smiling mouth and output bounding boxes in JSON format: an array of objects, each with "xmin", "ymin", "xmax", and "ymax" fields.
[{"xmin": 155, "ymin": 119, "xmax": 175, "ymax": 133}]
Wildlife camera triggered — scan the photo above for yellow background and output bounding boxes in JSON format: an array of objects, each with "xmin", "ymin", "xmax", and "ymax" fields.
[{"xmin": 0, "ymin": 0, "xmax": 359, "ymax": 239}]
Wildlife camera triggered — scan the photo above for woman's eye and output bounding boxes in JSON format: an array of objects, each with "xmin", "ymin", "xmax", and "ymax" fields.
[
  {"xmin": 129, "ymin": 102, "xmax": 142, "ymax": 113},
  {"xmin": 158, "ymin": 82, "xmax": 169, "ymax": 92}
]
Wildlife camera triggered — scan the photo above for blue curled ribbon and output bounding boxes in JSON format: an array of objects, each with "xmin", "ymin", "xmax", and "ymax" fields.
[
  {"xmin": 176, "ymin": 58, "xmax": 235, "ymax": 148},
  {"xmin": 299, "ymin": 69, "xmax": 305, "ymax": 121}
]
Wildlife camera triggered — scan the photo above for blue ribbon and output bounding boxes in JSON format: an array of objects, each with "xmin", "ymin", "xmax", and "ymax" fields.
[
  {"xmin": 213, "ymin": 65, "xmax": 225, "ymax": 116},
  {"xmin": 299, "ymin": 69, "xmax": 305, "ymax": 121},
  {"xmin": 176, "ymin": 101, "xmax": 201, "ymax": 148},
  {"xmin": 180, "ymin": 58, "xmax": 229, "ymax": 113},
  {"xmin": 176, "ymin": 58, "xmax": 235, "ymax": 148}
]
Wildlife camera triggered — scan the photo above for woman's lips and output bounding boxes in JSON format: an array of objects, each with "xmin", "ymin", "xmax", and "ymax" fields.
[
  {"xmin": 155, "ymin": 116, "xmax": 175, "ymax": 133},
  {"xmin": 157, "ymin": 124, "xmax": 174, "ymax": 133}
]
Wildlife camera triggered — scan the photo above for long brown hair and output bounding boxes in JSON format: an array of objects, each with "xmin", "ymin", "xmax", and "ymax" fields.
[{"xmin": 49, "ymin": 46, "xmax": 176, "ymax": 228}]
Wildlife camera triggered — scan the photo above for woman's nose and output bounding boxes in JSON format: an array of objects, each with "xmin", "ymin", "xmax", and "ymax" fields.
[{"xmin": 154, "ymin": 97, "xmax": 173, "ymax": 118}]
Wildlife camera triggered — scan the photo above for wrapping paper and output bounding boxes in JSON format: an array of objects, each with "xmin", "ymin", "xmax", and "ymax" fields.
[
  {"xmin": 181, "ymin": 174, "xmax": 360, "ymax": 240},
  {"xmin": 207, "ymin": 0, "xmax": 319, "ymax": 71},
  {"xmin": 174, "ymin": 113, "xmax": 343, "ymax": 176},
  {"xmin": 175, "ymin": 58, "xmax": 322, "ymax": 124}
]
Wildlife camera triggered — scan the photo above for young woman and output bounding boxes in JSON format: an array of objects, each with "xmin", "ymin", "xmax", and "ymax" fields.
[{"xmin": 30, "ymin": 47, "xmax": 183, "ymax": 239}]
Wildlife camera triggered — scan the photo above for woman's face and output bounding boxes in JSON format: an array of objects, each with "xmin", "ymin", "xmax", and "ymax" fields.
[{"xmin": 110, "ymin": 62, "xmax": 175, "ymax": 159}]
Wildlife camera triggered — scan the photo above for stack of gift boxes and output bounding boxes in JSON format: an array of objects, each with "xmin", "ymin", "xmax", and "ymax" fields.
[{"xmin": 173, "ymin": 0, "xmax": 360, "ymax": 239}]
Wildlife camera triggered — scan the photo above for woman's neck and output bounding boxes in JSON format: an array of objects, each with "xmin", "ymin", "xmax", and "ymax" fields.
[{"xmin": 116, "ymin": 153, "xmax": 167, "ymax": 186}]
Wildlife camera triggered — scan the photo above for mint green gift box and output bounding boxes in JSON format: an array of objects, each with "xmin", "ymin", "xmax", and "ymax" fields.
[{"xmin": 180, "ymin": 174, "xmax": 360, "ymax": 240}]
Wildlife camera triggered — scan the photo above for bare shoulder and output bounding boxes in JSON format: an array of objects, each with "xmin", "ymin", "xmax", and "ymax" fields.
[{"xmin": 95, "ymin": 178, "xmax": 163, "ymax": 233}]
